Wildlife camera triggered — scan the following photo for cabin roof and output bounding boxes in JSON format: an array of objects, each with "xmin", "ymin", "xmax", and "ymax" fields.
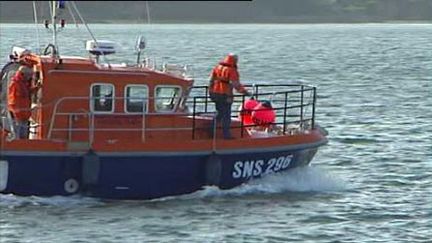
[
  {"xmin": 38, "ymin": 55, "xmax": 193, "ymax": 82},
  {"xmin": 40, "ymin": 55, "xmax": 94, "ymax": 65}
]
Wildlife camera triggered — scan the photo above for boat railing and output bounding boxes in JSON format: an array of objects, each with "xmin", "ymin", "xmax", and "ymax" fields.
[
  {"xmin": 188, "ymin": 83, "xmax": 316, "ymax": 139},
  {"xmin": 0, "ymin": 83, "xmax": 316, "ymax": 144},
  {"xmin": 0, "ymin": 97, "xmax": 190, "ymax": 145},
  {"xmin": 47, "ymin": 97, "xmax": 146, "ymax": 145},
  {"xmin": 46, "ymin": 96, "xmax": 198, "ymax": 145}
]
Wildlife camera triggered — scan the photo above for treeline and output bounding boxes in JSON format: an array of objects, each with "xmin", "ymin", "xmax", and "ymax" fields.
[{"xmin": 1, "ymin": 0, "xmax": 431, "ymax": 23}]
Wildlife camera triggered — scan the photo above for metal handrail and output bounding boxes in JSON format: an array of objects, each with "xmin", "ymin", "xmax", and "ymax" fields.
[
  {"xmin": 47, "ymin": 95, "xmax": 186, "ymax": 141},
  {"xmin": 188, "ymin": 83, "xmax": 317, "ymax": 138},
  {"xmin": 1, "ymin": 83, "xmax": 318, "ymax": 143}
]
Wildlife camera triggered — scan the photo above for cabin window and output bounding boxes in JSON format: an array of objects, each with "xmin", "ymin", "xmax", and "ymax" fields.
[
  {"xmin": 155, "ymin": 86, "xmax": 181, "ymax": 112},
  {"xmin": 125, "ymin": 85, "xmax": 148, "ymax": 113},
  {"xmin": 90, "ymin": 83, "xmax": 114, "ymax": 113}
]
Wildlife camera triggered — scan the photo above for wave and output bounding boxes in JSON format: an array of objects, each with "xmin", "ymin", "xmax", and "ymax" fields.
[{"xmin": 158, "ymin": 166, "xmax": 348, "ymax": 201}]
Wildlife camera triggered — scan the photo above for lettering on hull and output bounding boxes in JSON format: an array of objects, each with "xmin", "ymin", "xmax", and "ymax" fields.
[{"xmin": 232, "ymin": 155, "xmax": 293, "ymax": 179}]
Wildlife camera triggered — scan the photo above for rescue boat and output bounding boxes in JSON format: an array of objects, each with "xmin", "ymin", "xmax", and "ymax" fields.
[{"xmin": 0, "ymin": 1, "xmax": 328, "ymax": 200}]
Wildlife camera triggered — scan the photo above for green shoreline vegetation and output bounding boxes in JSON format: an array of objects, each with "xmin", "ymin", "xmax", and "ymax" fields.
[
  {"xmin": 1, "ymin": 20, "xmax": 432, "ymax": 25},
  {"xmin": 1, "ymin": 0, "xmax": 431, "ymax": 25}
]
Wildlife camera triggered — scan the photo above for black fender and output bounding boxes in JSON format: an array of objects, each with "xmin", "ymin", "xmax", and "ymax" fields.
[
  {"xmin": 205, "ymin": 152, "xmax": 222, "ymax": 187},
  {"xmin": 81, "ymin": 149, "xmax": 100, "ymax": 188}
]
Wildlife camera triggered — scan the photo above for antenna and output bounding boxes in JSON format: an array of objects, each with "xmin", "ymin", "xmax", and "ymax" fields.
[
  {"xmin": 135, "ymin": 35, "xmax": 146, "ymax": 64},
  {"xmin": 145, "ymin": 1, "xmax": 151, "ymax": 25},
  {"xmin": 135, "ymin": 1, "xmax": 152, "ymax": 66}
]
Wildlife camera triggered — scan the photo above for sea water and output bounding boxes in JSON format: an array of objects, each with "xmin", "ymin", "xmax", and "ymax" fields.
[{"xmin": 0, "ymin": 23, "xmax": 431, "ymax": 243}]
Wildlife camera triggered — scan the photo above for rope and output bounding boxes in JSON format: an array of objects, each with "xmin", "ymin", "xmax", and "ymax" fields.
[
  {"xmin": 70, "ymin": 1, "xmax": 111, "ymax": 67},
  {"xmin": 66, "ymin": 1, "xmax": 79, "ymax": 28}
]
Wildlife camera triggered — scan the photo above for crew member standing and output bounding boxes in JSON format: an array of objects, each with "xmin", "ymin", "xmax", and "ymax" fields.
[
  {"xmin": 209, "ymin": 53, "xmax": 250, "ymax": 139},
  {"xmin": 8, "ymin": 65, "xmax": 39, "ymax": 139}
]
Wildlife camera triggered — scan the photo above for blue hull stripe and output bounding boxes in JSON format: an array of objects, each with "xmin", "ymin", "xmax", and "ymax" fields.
[{"xmin": 0, "ymin": 140, "xmax": 326, "ymax": 199}]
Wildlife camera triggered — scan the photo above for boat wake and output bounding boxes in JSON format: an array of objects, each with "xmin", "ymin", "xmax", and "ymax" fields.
[
  {"xmin": 238, "ymin": 165, "xmax": 347, "ymax": 194},
  {"xmin": 161, "ymin": 165, "xmax": 348, "ymax": 201}
]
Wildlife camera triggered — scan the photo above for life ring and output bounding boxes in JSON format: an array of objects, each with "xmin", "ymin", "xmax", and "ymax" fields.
[{"xmin": 64, "ymin": 178, "xmax": 79, "ymax": 194}]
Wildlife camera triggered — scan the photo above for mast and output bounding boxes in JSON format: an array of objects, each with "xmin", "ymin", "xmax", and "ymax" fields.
[{"xmin": 49, "ymin": 0, "xmax": 65, "ymax": 58}]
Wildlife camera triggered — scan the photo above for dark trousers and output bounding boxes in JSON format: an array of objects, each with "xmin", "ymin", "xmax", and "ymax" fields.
[
  {"xmin": 210, "ymin": 93, "xmax": 232, "ymax": 139},
  {"xmin": 14, "ymin": 120, "xmax": 29, "ymax": 139}
]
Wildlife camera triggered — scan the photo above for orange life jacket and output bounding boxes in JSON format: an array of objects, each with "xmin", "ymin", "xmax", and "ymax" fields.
[
  {"xmin": 210, "ymin": 55, "xmax": 246, "ymax": 96},
  {"xmin": 8, "ymin": 71, "xmax": 32, "ymax": 121}
]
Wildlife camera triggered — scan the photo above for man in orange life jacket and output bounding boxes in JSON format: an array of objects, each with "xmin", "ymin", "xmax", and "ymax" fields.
[
  {"xmin": 8, "ymin": 65, "xmax": 39, "ymax": 139},
  {"xmin": 209, "ymin": 53, "xmax": 251, "ymax": 139}
]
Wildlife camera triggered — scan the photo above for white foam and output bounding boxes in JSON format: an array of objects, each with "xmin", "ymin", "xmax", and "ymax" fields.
[
  {"xmin": 158, "ymin": 166, "xmax": 348, "ymax": 201},
  {"xmin": 245, "ymin": 166, "xmax": 348, "ymax": 193}
]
